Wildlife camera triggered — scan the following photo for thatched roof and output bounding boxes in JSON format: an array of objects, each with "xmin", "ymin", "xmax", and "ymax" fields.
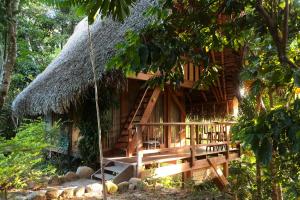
[{"xmin": 12, "ymin": 0, "xmax": 154, "ymax": 117}]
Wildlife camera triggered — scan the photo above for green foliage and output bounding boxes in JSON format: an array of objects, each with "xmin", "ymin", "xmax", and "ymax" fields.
[
  {"xmin": 45, "ymin": 0, "xmax": 136, "ymax": 23},
  {"xmin": 12, "ymin": 0, "xmax": 81, "ymax": 94},
  {"xmin": 0, "ymin": 119, "xmax": 60, "ymax": 190},
  {"xmin": 233, "ymin": 99, "xmax": 300, "ymax": 165},
  {"xmin": 108, "ymin": 0, "xmax": 228, "ymax": 89},
  {"xmin": 77, "ymin": 80, "xmax": 119, "ymax": 164},
  {"xmin": 0, "ymin": 0, "xmax": 81, "ymax": 139},
  {"xmin": 0, "ymin": 105, "xmax": 16, "ymax": 139}
]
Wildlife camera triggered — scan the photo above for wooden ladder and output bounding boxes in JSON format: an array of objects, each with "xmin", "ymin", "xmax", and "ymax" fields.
[{"xmin": 115, "ymin": 87, "xmax": 161, "ymax": 155}]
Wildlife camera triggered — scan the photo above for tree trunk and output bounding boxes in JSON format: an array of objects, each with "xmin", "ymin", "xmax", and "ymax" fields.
[
  {"xmin": 270, "ymin": 153, "xmax": 281, "ymax": 200},
  {"xmin": 255, "ymin": 0, "xmax": 298, "ymax": 69},
  {"xmin": 0, "ymin": 0, "xmax": 20, "ymax": 108},
  {"xmin": 256, "ymin": 160, "xmax": 262, "ymax": 200},
  {"xmin": 87, "ymin": 25, "xmax": 107, "ymax": 200}
]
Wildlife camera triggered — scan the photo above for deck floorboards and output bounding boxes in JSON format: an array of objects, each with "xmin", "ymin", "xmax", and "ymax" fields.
[{"xmin": 105, "ymin": 147, "xmax": 239, "ymax": 165}]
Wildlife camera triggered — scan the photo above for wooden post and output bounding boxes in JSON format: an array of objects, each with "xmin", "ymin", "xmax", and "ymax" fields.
[
  {"xmin": 225, "ymin": 125, "xmax": 230, "ymax": 159},
  {"xmin": 136, "ymin": 125, "xmax": 143, "ymax": 177},
  {"xmin": 167, "ymin": 88, "xmax": 172, "ymax": 147},
  {"xmin": 223, "ymin": 161, "xmax": 229, "ymax": 178},
  {"xmin": 127, "ymin": 128, "xmax": 133, "ymax": 157},
  {"xmin": 190, "ymin": 125, "xmax": 195, "ymax": 167},
  {"xmin": 163, "ymin": 90, "xmax": 168, "ymax": 148}
]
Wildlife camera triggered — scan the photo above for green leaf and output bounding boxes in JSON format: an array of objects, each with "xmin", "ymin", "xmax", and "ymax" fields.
[
  {"xmin": 138, "ymin": 44, "xmax": 149, "ymax": 66},
  {"xmin": 258, "ymin": 137, "xmax": 272, "ymax": 165},
  {"xmin": 294, "ymin": 70, "xmax": 300, "ymax": 87},
  {"xmin": 250, "ymin": 79, "xmax": 262, "ymax": 96}
]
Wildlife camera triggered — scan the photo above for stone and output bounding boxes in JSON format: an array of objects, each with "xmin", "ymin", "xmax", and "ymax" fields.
[
  {"xmin": 60, "ymin": 188, "xmax": 74, "ymax": 198},
  {"xmin": 128, "ymin": 183, "xmax": 135, "ymax": 191},
  {"xmin": 64, "ymin": 171, "xmax": 79, "ymax": 182},
  {"xmin": 76, "ymin": 166, "xmax": 95, "ymax": 178},
  {"xmin": 48, "ymin": 175, "xmax": 61, "ymax": 186},
  {"xmin": 154, "ymin": 183, "xmax": 163, "ymax": 190},
  {"xmin": 26, "ymin": 181, "xmax": 36, "ymax": 189},
  {"xmin": 129, "ymin": 178, "xmax": 145, "ymax": 191},
  {"xmin": 133, "ymin": 193, "xmax": 143, "ymax": 199},
  {"xmin": 84, "ymin": 192, "xmax": 103, "ymax": 199},
  {"xmin": 136, "ymin": 181, "xmax": 146, "ymax": 191},
  {"xmin": 58, "ymin": 176, "xmax": 67, "ymax": 184},
  {"xmin": 45, "ymin": 188, "xmax": 63, "ymax": 199},
  {"xmin": 117, "ymin": 181, "xmax": 129, "ymax": 193},
  {"xmin": 86, "ymin": 183, "xmax": 103, "ymax": 193},
  {"xmin": 128, "ymin": 177, "xmax": 142, "ymax": 186},
  {"xmin": 13, "ymin": 196, "xmax": 27, "ymax": 200},
  {"xmin": 74, "ymin": 186, "xmax": 85, "ymax": 197},
  {"xmin": 27, "ymin": 191, "xmax": 46, "ymax": 200},
  {"xmin": 106, "ymin": 181, "xmax": 118, "ymax": 194}
]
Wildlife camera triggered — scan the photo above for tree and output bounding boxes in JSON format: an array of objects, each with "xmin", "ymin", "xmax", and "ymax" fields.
[
  {"xmin": 0, "ymin": 119, "xmax": 59, "ymax": 199},
  {"xmin": 0, "ymin": 0, "xmax": 81, "ymax": 139},
  {"xmin": 0, "ymin": 0, "xmax": 20, "ymax": 108}
]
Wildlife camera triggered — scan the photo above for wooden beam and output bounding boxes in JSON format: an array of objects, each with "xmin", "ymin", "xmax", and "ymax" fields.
[
  {"xmin": 136, "ymin": 125, "xmax": 143, "ymax": 177},
  {"xmin": 189, "ymin": 63, "xmax": 194, "ymax": 81},
  {"xmin": 201, "ymin": 91, "xmax": 208, "ymax": 102},
  {"xmin": 128, "ymin": 72, "xmax": 153, "ymax": 81},
  {"xmin": 195, "ymin": 65, "xmax": 200, "ymax": 81},
  {"xmin": 128, "ymin": 87, "xmax": 162, "ymax": 156},
  {"xmin": 223, "ymin": 162, "xmax": 229, "ymax": 178},
  {"xmin": 163, "ymin": 90, "xmax": 168, "ymax": 148},
  {"xmin": 208, "ymin": 158, "xmax": 229, "ymax": 189},
  {"xmin": 140, "ymin": 87, "xmax": 161, "ymax": 124},
  {"xmin": 140, "ymin": 156, "xmax": 228, "ymax": 179},
  {"xmin": 184, "ymin": 63, "xmax": 189, "ymax": 80},
  {"xmin": 167, "ymin": 87, "xmax": 172, "ymax": 148},
  {"xmin": 211, "ymin": 86, "xmax": 220, "ymax": 102},
  {"xmin": 211, "ymin": 51, "xmax": 224, "ymax": 101},
  {"xmin": 221, "ymin": 51, "xmax": 227, "ymax": 101},
  {"xmin": 190, "ymin": 125, "xmax": 196, "ymax": 167},
  {"xmin": 170, "ymin": 90, "xmax": 186, "ymax": 116}
]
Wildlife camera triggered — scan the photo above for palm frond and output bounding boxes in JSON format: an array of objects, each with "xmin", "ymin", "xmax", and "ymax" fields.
[{"xmin": 44, "ymin": 0, "xmax": 137, "ymax": 22}]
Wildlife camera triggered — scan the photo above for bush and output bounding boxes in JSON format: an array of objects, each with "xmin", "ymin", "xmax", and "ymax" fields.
[{"xmin": 0, "ymin": 119, "xmax": 59, "ymax": 191}]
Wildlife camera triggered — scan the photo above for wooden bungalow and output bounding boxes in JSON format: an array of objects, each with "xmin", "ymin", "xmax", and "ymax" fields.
[{"xmin": 12, "ymin": 0, "xmax": 241, "ymax": 190}]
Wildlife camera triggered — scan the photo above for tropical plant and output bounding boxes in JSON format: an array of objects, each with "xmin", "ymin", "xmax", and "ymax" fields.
[
  {"xmin": 0, "ymin": 119, "xmax": 60, "ymax": 198},
  {"xmin": 45, "ymin": 0, "xmax": 136, "ymax": 23}
]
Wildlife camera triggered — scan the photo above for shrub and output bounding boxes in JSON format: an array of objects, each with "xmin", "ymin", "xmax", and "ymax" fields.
[{"xmin": 0, "ymin": 119, "xmax": 59, "ymax": 192}]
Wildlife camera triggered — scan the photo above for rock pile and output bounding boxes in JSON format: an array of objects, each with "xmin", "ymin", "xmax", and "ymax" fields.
[{"xmin": 22, "ymin": 166, "xmax": 148, "ymax": 199}]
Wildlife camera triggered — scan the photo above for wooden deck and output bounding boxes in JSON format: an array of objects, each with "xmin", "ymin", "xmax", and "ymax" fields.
[
  {"xmin": 104, "ymin": 121, "xmax": 240, "ymax": 189},
  {"xmin": 106, "ymin": 146, "xmax": 240, "ymax": 165}
]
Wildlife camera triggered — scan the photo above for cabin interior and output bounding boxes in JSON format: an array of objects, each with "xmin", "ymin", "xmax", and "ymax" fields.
[{"xmin": 48, "ymin": 49, "xmax": 242, "ymax": 189}]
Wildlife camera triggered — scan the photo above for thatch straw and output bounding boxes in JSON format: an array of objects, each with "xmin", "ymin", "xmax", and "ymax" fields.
[{"xmin": 12, "ymin": 0, "xmax": 154, "ymax": 117}]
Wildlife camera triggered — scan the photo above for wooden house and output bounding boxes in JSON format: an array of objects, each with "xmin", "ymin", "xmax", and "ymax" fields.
[{"xmin": 12, "ymin": 0, "xmax": 241, "ymax": 189}]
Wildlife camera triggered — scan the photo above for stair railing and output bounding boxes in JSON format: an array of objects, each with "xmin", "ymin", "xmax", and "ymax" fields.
[
  {"xmin": 127, "ymin": 86, "xmax": 150, "ymax": 156},
  {"xmin": 128, "ymin": 86, "xmax": 150, "ymax": 130}
]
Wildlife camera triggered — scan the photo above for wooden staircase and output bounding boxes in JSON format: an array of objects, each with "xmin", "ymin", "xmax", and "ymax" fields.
[
  {"xmin": 115, "ymin": 87, "xmax": 161, "ymax": 156},
  {"xmin": 91, "ymin": 160, "xmax": 134, "ymax": 184}
]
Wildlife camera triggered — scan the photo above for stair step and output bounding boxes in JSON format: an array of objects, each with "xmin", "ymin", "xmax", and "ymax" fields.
[
  {"xmin": 93, "ymin": 173, "xmax": 115, "ymax": 181},
  {"xmin": 105, "ymin": 165, "xmax": 125, "ymax": 174}
]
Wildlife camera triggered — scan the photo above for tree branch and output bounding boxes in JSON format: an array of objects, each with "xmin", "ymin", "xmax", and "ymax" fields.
[
  {"xmin": 282, "ymin": 0, "xmax": 289, "ymax": 51},
  {"xmin": 255, "ymin": 0, "xmax": 298, "ymax": 69}
]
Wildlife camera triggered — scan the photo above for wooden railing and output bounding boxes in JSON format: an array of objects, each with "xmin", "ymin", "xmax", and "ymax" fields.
[
  {"xmin": 183, "ymin": 63, "xmax": 202, "ymax": 82},
  {"xmin": 130, "ymin": 121, "xmax": 239, "ymax": 177}
]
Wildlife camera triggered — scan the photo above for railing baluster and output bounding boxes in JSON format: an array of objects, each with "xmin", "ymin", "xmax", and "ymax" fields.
[{"xmin": 190, "ymin": 125, "xmax": 195, "ymax": 167}]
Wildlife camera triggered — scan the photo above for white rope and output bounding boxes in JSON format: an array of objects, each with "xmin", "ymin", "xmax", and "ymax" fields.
[{"xmin": 87, "ymin": 24, "xmax": 107, "ymax": 200}]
